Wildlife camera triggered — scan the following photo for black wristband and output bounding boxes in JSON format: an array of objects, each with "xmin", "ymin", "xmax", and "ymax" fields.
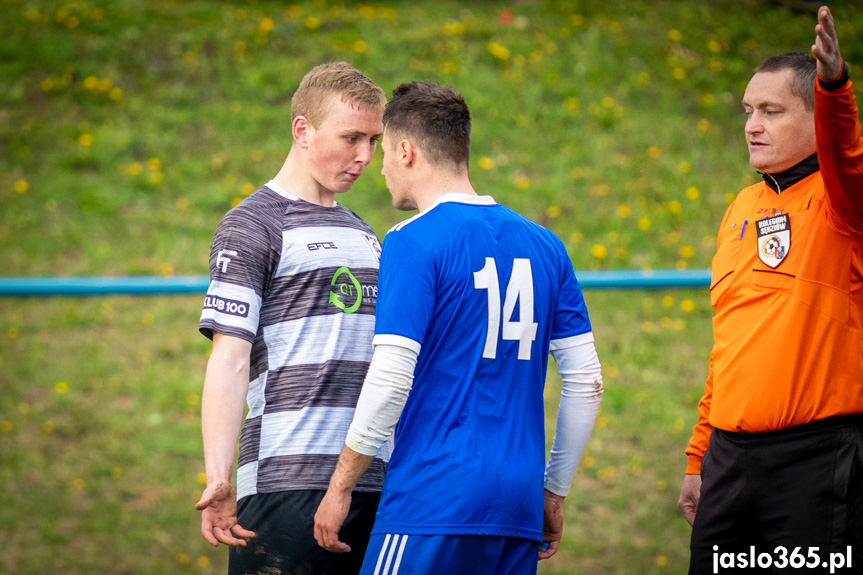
[{"xmin": 819, "ymin": 61, "xmax": 849, "ymax": 92}]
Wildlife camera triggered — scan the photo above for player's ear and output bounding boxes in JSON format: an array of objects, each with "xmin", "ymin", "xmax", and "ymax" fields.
[
  {"xmin": 400, "ymin": 139, "xmax": 414, "ymax": 167},
  {"xmin": 293, "ymin": 116, "xmax": 313, "ymax": 149}
]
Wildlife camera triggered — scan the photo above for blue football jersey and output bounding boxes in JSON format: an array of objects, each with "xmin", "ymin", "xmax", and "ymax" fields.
[{"xmin": 372, "ymin": 194, "xmax": 593, "ymax": 540}]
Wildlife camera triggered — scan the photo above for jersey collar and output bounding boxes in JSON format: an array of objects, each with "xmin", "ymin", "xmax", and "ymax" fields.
[
  {"xmin": 265, "ymin": 179, "xmax": 300, "ymax": 201},
  {"xmin": 427, "ymin": 193, "xmax": 497, "ymax": 211},
  {"xmin": 759, "ymin": 154, "xmax": 819, "ymax": 194}
]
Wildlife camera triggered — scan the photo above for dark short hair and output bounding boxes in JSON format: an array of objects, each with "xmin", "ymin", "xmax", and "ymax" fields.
[
  {"xmin": 383, "ymin": 81, "xmax": 471, "ymax": 168},
  {"xmin": 754, "ymin": 52, "xmax": 817, "ymax": 111}
]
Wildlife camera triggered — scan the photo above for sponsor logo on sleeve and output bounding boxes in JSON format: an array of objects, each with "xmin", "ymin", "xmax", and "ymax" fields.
[
  {"xmin": 203, "ymin": 295, "xmax": 250, "ymax": 318},
  {"xmin": 216, "ymin": 249, "xmax": 238, "ymax": 273}
]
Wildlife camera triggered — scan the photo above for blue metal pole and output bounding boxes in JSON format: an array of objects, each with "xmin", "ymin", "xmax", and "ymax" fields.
[{"xmin": 0, "ymin": 270, "xmax": 711, "ymax": 297}]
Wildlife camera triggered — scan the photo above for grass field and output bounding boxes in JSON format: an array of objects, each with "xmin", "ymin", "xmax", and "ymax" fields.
[{"xmin": 2, "ymin": 1, "xmax": 862, "ymax": 573}]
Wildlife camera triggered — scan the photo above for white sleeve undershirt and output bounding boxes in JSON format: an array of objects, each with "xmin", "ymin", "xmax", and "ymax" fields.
[
  {"xmin": 345, "ymin": 336, "xmax": 603, "ymax": 500},
  {"xmin": 345, "ymin": 342, "xmax": 418, "ymax": 456},
  {"xmin": 544, "ymin": 339, "xmax": 604, "ymax": 496}
]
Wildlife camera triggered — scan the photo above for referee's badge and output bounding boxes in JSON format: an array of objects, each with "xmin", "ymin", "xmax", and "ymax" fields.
[{"xmin": 756, "ymin": 213, "xmax": 790, "ymax": 269}]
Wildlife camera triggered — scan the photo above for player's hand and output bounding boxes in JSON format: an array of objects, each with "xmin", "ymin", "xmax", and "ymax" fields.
[
  {"xmin": 194, "ymin": 480, "xmax": 256, "ymax": 547},
  {"xmin": 678, "ymin": 473, "xmax": 702, "ymax": 527},
  {"xmin": 540, "ymin": 490, "xmax": 565, "ymax": 560},
  {"xmin": 812, "ymin": 6, "xmax": 842, "ymax": 81},
  {"xmin": 314, "ymin": 488, "xmax": 352, "ymax": 553}
]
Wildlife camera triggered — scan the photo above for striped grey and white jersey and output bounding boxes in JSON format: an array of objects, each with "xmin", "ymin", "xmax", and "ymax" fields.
[{"xmin": 200, "ymin": 180, "xmax": 389, "ymax": 500}]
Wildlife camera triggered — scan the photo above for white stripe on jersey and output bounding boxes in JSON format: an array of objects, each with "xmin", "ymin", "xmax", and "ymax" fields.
[
  {"xmin": 372, "ymin": 334, "xmax": 421, "ymax": 355},
  {"xmin": 264, "ymin": 314, "xmax": 375, "ymax": 369},
  {"xmin": 276, "ymin": 226, "xmax": 382, "ymax": 278},
  {"xmin": 549, "ymin": 331, "xmax": 594, "ymax": 351},
  {"xmin": 246, "ymin": 372, "xmax": 267, "ymax": 419},
  {"xmin": 236, "ymin": 460, "xmax": 258, "ymax": 500},
  {"xmin": 200, "ymin": 280, "xmax": 262, "ymax": 335},
  {"xmin": 258, "ymin": 407, "xmax": 392, "ymax": 462}
]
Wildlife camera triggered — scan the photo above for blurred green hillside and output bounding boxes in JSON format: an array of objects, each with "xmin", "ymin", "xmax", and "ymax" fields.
[{"xmin": 1, "ymin": 1, "xmax": 861, "ymax": 574}]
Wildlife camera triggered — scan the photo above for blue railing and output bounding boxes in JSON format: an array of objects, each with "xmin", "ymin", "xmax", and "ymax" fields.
[{"xmin": 0, "ymin": 270, "xmax": 711, "ymax": 296}]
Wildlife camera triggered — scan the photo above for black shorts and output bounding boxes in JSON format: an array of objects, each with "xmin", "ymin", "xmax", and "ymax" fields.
[
  {"xmin": 229, "ymin": 489, "xmax": 380, "ymax": 575},
  {"xmin": 689, "ymin": 415, "xmax": 863, "ymax": 574}
]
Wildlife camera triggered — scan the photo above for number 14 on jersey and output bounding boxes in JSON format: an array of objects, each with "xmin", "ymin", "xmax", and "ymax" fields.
[{"xmin": 473, "ymin": 257, "xmax": 539, "ymax": 361}]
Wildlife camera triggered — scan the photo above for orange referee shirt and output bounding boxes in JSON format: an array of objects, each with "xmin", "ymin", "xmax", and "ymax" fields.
[{"xmin": 686, "ymin": 77, "xmax": 863, "ymax": 475}]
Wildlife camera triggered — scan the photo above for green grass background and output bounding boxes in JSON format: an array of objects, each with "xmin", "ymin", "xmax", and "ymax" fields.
[{"xmin": 1, "ymin": 1, "xmax": 861, "ymax": 573}]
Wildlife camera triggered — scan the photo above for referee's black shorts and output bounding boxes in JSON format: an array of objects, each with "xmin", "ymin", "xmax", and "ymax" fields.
[
  {"xmin": 229, "ymin": 489, "xmax": 380, "ymax": 575},
  {"xmin": 690, "ymin": 415, "xmax": 863, "ymax": 574}
]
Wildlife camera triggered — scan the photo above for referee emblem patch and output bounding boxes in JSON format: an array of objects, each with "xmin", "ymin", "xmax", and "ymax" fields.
[{"xmin": 756, "ymin": 213, "xmax": 790, "ymax": 269}]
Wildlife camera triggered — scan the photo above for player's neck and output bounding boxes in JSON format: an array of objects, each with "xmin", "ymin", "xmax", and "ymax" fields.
[
  {"xmin": 412, "ymin": 169, "xmax": 475, "ymax": 212},
  {"xmin": 272, "ymin": 151, "xmax": 338, "ymax": 207}
]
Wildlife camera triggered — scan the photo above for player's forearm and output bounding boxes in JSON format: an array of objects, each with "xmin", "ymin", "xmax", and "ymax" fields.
[
  {"xmin": 201, "ymin": 344, "xmax": 250, "ymax": 484},
  {"xmin": 329, "ymin": 445, "xmax": 375, "ymax": 493},
  {"xmin": 545, "ymin": 341, "xmax": 603, "ymax": 496}
]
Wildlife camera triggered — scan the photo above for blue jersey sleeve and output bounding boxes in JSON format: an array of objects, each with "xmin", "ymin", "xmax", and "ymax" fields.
[
  {"xmin": 374, "ymin": 229, "xmax": 436, "ymax": 348},
  {"xmin": 550, "ymin": 241, "xmax": 592, "ymax": 343}
]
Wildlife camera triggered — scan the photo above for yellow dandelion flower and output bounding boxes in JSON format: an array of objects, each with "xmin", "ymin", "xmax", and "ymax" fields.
[
  {"xmin": 681, "ymin": 299, "xmax": 695, "ymax": 312},
  {"xmin": 565, "ymin": 97, "xmax": 579, "ymax": 111},
  {"xmin": 487, "ymin": 42, "xmax": 510, "ymax": 61},
  {"xmin": 708, "ymin": 40, "xmax": 721, "ymax": 53},
  {"xmin": 176, "ymin": 197, "xmax": 190, "ymax": 210},
  {"xmin": 40, "ymin": 78, "xmax": 54, "ymax": 92},
  {"xmin": 642, "ymin": 322, "xmax": 656, "ymax": 333},
  {"xmin": 546, "ymin": 206, "xmax": 560, "ymax": 219},
  {"xmin": 231, "ymin": 197, "xmax": 243, "ymax": 207},
  {"xmin": 43, "ymin": 420, "xmax": 54, "ymax": 433},
  {"xmin": 605, "ymin": 367, "xmax": 620, "ymax": 378},
  {"xmin": 353, "ymin": 40, "xmax": 367, "ymax": 53},
  {"xmin": 570, "ymin": 232, "xmax": 583, "ymax": 244},
  {"xmin": 656, "ymin": 479, "xmax": 668, "ymax": 490},
  {"xmin": 709, "ymin": 59, "xmax": 723, "ymax": 72},
  {"xmin": 617, "ymin": 205, "xmax": 631, "ymax": 218},
  {"xmin": 111, "ymin": 467, "xmax": 122, "ymax": 479},
  {"xmin": 176, "ymin": 553, "xmax": 190, "ymax": 565},
  {"xmin": 673, "ymin": 67, "xmax": 686, "ymax": 80},
  {"xmin": 669, "ymin": 231, "xmax": 680, "ymax": 243},
  {"xmin": 183, "ymin": 50, "xmax": 196, "ymax": 63},
  {"xmin": 128, "ymin": 163, "xmax": 142, "ymax": 175},
  {"xmin": 680, "ymin": 245, "xmax": 694, "ymax": 258},
  {"xmin": 259, "ymin": 17, "xmax": 274, "ymax": 32},
  {"xmin": 478, "ymin": 157, "xmax": 494, "ymax": 170},
  {"xmin": 648, "ymin": 146, "xmax": 660, "ymax": 159},
  {"xmin": 602, "ymin": 96, "xmax": 615, "ymax": 108},
  {"xmin": 1, "ymin": 421, "xmax": 12, "ymax": 433},
  {"xmin": 443, "ymin": 21, "xmax": 464, "ymax": 35},
  {"xmin": 78, "ymin": 134, "xmax": 93, "ymax": 147},
  {"xmin": 83, "ymin": 76, "xmax": 98, "ymax": 90},
  {"xmin": 668, "ymin": 29, "xmax": 682, "ymax": 42},
  {"xmin": 148, "ymin": 172, "xmax": 163, "ymax": 184},
  {"xmin": 686, "ymin": 186, "xmax": 699, "ymax": 199},
  {"xmin": 698, "ymin": 119, "xmax": 710, "ymax": 131},
  {"xmin": 676, "ymin": 260, "xmax": 688, "ymax": 270},
  {"xmin": 147, "ymin": 158, "xmax": 161, "ymax": 171},
  {"xmin": 570, "ymin": 167, "xmax": 585, "ymax": 179},
  {"xmin": 97, "ymin": 78, "xmax": 111, "ymax": 92},
  {"xmin": 8, "ymin": 327, "xmax": 19, "ymax": 338},
  {"xmin": 304, "ymin": 16, "xmax": 320, "ymax": 29},
  {"xmin": 570, "ymin": 14, "xmax": 585, "ymax": 26},
  {"xmin": 71, "ymin": 479, "xmax": 85, "ymax": 490},
  {"xmin": 597, "ymin": 416, "xmax": 609, "ymax": 428},
  {"xmin": 656, "ymin": 555, "xmax": 669, "ymax": 567},
  {"xmin": 358, "ymin": 5, "xmax": 375, "ymax": 19},
  {"xmin": 242, "ymin": 183, "xmax": 256, "ymax": 195},
  {"xmin": 188, "ymin": 394, "xmax": 201, "ymax": 406},
  {"xmin": 109, "ymin": 87, "xmax": 123, "ymax": 101},
  {"xmin": 591, "ymin": 244, "xmax": 607, "ymax": 259},
  {"xmin": 514, "ymin": 175, "xmax": 529, "ymax": 189},
  {"xmin": 197, "ymin": 557, "xmax": 210, "ymax": 568},
  {"xmin": 592, "ymin": 184, "xmax": 609, "ymax": 196},
  {"xmin": 638, "ymin": 217, "xmax": 650, "ymax": 230},
  {"xmin": 678, "ymin": 161, "xmax": 691, "ymax": 173},
  {"xmin": 725, "ymin": 192, "xmax": 736, "ymax": 204},
  {"xmin": 67, "ymin": 16, "xmax": 79, "ymax": 28},
  {"xmin": 582, "ymin": 455, "xmax": 594, "ymax": 468},
  {"xmin": 638, "ymin": 72, "xmax": 650, "ymax": 84},
  {"xmin": 668, "ymin": 200, "xmax": 682, "ymax": 214},
  {"xmin": 56, "ymin": 381, "xmax": 69, "ymax": 394},
  {"xmin": 160, "ymin": 263, "xmax": 174, "ymax": 276},
  {"xmin": 15, "ymin": 179, "xmax": 28, "ymax": 193},
  {"xmin": 197, "ymin": 472, "xmax": 207, "ymax": 484},
  {"xmin": 142, "ymin": 312, "xmax": 155, "ymax": 325}
]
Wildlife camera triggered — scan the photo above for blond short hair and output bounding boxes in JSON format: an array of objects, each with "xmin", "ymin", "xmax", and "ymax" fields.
[{"xmin": 292, "ymin": 62, "xmax": 386, "ymax": 128}]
